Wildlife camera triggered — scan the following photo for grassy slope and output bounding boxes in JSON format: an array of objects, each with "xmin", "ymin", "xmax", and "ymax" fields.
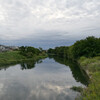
[
  {"xmin": 0, "ymin": 51, "xmax": 47, "ymax": 66},
  {"xmin": 78, "ymin": 56, "xmax": 100, "ymax": 100}
]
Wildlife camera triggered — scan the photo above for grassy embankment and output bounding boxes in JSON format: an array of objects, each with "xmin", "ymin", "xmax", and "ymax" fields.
[
  {"xmin": 77, "ymin": 56, "xmax": 100, "ymax": 100},
  {"xmin": 0, "ymin": 51, "xmax": 47, "ymax": 66}
]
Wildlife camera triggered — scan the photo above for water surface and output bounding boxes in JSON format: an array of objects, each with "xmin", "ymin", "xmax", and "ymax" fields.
[{"xmin": 0, "ymin": 57, "xmax": 88, "ymax": 100}]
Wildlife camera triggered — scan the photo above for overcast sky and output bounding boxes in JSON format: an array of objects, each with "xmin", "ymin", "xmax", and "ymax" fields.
[{"xmin": 0, "ymin": 0, "xmax": 100, "ymax": 49}]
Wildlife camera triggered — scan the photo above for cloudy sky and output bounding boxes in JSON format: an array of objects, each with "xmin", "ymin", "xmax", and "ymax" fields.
[{"xmin": 0, "ymin": 0, "xmax": 100, "ymax": 49}]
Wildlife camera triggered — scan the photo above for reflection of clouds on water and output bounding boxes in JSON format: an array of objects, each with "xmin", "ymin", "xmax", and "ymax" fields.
[
  {"xmin": 28, "ymin": 83, "xmax": 76, "ymax": 100},
  {"xmin": 0, "ymin": 83, "xmax": 4, "ymax": 96},
  {"xmin": 0, "ymin": 58, "xmax": 82, "ymax": 100},
  {"xmin": 0, "ymin": 82, "xmax": 30, "ymax": 100},
  {"xmin": 46, "ymin": 84, "xmax": 71, "ymax": 93},
  {"xmin": 0, "ymin": 80, "xmax": 78, "ymax": 100}
]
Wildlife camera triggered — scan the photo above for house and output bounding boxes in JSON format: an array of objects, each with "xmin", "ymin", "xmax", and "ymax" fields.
[{"xmin": 0, "ymin": 45, "xmax": 19, "ymax": 52}]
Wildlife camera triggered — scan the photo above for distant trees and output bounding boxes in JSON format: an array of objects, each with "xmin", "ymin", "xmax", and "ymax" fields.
[
  {"xmin": 47, "ymin": 48, "xmax": 55, "ymax": 54},
  {"xmin": 54, "ymin": 46, "xmax": 69, "ymax": 58},
  {"xmin": 19, "ymin": 46, "xmax": 41, "ymax": 58},
  {"xmin": 47, "ymin": 36, "xmax": 100, "ymax": 59},
  {"xmin": 48, "ymin": 46, "xmax": 69, "ymax": 58}
]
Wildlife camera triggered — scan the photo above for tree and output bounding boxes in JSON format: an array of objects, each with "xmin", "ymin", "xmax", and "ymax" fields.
[{"xmin": 19, "ymin": 46, "xmax": 41, "ymax": 58}]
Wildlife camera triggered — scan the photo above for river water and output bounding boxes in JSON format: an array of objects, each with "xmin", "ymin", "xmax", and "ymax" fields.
[{"xmin": 0, "ymin": 57, "xmax": 89, "ymax": 100}]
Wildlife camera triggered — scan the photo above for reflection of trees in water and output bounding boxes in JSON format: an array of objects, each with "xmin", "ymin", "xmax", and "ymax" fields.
[
  {"xmin": 48, "ymin": 55, "xmax": 90, "ymax": 86},
  {"xmin": 20, "ymin": 61, "xmax": 36, "ymax": 70},
  {"xmin": 0, "ymin": 63, "xmax": 18, "ymax": 71},
  {"xmin": 20, "ymin": 59, "xmax": 43, "ymax": 70},
  {"xmin": 0, "ymin": 59, "xmax": 43, "ymax": 71},
  {"xmin": 37, "ymin": 59, "xmax": 43, "ymax": 64}
]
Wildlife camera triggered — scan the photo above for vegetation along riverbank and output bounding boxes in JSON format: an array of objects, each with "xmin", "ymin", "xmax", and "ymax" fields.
[
  {"xmin": 0, "ymin": 36, "xmax": 100, "ymax": 99},
  {"xmin": 0, "ymin": 46, "xmax": 47, "ymax": 66},
  {"xmin": 48, "ymin": 36, "xmax": 100, "ymax": 100}
]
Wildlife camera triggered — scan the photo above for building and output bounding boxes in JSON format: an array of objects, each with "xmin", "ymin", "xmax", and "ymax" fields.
[{"xmin": 0, "ymin": 45, "xmax": 19, "ymax": 52}]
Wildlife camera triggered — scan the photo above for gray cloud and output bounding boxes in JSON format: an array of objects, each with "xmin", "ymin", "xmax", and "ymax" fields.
[{"xmin": 0, "ymin": 0, "xmax": 100, "ymax": 48}]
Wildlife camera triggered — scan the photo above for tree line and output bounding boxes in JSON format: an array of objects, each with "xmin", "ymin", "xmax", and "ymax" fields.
[{"xmin": 48, "ymin": 36, "xmax": 100, "ymax": 59}]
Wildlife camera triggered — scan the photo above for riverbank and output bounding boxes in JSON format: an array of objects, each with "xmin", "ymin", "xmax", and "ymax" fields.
[
  {"xmin": 47, "ymin": 36, "xmax": 100, "ymax": 99},
  {"xmin": 0, "ymin": 51, "xmax": 47, "ymax": 66},
  {"xmin": 77, "ymin": 56, "xmax": 100, "ymax": 100}
]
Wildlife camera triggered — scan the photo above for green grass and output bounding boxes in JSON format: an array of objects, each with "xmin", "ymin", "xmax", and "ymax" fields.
[
  {"xmin": 78, "ymin": 56, "xmax": 100, "ymax": 100},
  {"xmin": 77, "ymin": 72, "xmax": 100, "ymax": 100},
  {"xmin": 0, "ymin": 51, "xmax": 25, "ymax": 65},
  {"xmin": 79, "ymin": 56, "xmax": 100, "ymax": 74},
  {"xmin": 0, "ymin": 51, "xmax": 47, "ymax": 66}
]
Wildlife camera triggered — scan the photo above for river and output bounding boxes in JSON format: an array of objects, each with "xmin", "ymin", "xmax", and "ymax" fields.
[{"xmin": 0, "ymin": 57, "xmax": 89, "ymax": 100}]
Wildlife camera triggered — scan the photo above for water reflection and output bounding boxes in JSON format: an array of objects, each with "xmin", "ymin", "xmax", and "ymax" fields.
[
  {"xmin": 20, "ymin": 61, "xmax": 36, "ymax": 70},
  {"xmin": 0, "ymin": 59, "xmax": 43, "ymax": 71},
  {"xmin": 0, "ymin": 57, "xmax": 88, "ymax": 100},
  {"xmin": 20, "ymin": 59, "xmax": 43, "ymax": 70},
  {"xmin": 50, "ymin": 56, "xmax": 89, "ymax": 86}
]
